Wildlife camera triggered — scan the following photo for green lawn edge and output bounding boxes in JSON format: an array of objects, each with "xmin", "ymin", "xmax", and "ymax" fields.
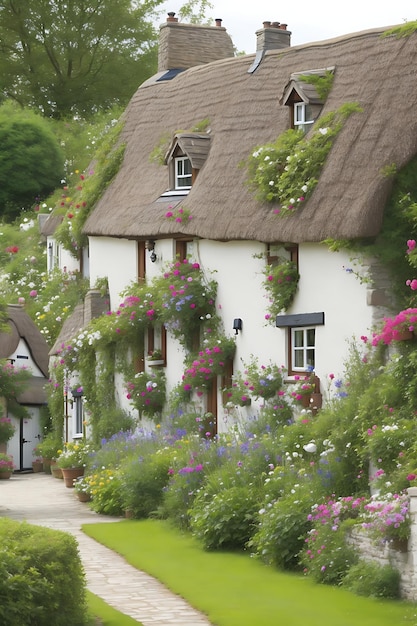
[
  {"xmin": 87, "ymin": 590, "xmax": 142, "ymax": 625},
  {"xmin": 82, "ymin": 520, "xmax": 417, "ymax": 626}
]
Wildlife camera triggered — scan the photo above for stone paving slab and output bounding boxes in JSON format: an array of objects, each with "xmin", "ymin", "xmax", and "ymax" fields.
[{"xmin": 0, "ymin": 473, "xmax": 212, "ymax": 626}]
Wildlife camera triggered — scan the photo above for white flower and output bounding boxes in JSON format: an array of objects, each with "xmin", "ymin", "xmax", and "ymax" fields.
[
  {"xmin": 301, "ymin": 184, "xmax": 308, "ymax": 192},
  {"xmin": 319, "ymin": 127, "xmax": 328, "ymax": 135},
  {"xmin": 303, "ymin": 442, "xmax": 317, "ymax": 454}
]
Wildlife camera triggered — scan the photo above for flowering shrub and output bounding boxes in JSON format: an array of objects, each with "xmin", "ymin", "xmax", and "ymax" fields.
[
  {"xmin": 360, "ymin": 492, "xmax": 410, "ymax": 544},
  {"xmin": 0, "ymin": 361, "xmax": 31, "ymax": 414},
  {"xmin": 0, "ymin": 416, "xmax": 15, "ymax": 444},
  {"xmin": 181, "ymin": 336, "xmax": 235, "ymax": 396},
  {"xmin": 125, "ymin": 369, "xmax": 166, "ymax": 418},
  {"xmin": 263, "ymin": 259, "xmax": 299, "ymax": 321},
  {"xmin": 189, "ymin": 484, "xmax": 260, "ymax": 550},
  {"xmin": 289, "ymin": 372, "xmax": 317, "ymax": 403},
  {"xmin": 225, "ymin": 358, "xmax": 286, "ymax": 403},
  {"xmin": 300, "ymin": 496, "xmax": 363, "ymax": 583},
  {"xmin": 246, "ymin": 103, "xmax": 361, "ymax": 216},
  {"xmin": 250, "ymin": 485, "xmax": 316, "ymax": 570},
  {"xmin": 165, "ymin": 206, "xmax": 192, "ymax": 222},
  {"xmin": 152, "ymin": 258, "xmax": 217, "ymax": 348},
  {"xmin": 371, "ymin": 308, "xmax": 417, "ymax": 345},
  {"xmin": 88, "ymin": 467, "xmax": 124, "ymax": 516},
  {"xmin": 56, "ymin": 440, "xmax": 93, "ymax": 469},
  {"xmin": 0, "ymin": 452, "xmax": 14, "ymax": 473}
]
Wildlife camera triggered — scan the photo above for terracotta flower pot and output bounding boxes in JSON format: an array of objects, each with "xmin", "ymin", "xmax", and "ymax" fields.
[
  {"xmin": 0, "ymin": 471, "xmax": 12, "ymax": 479},
  {"xmin": 32, "ymin": 460, "xmax": 43, "ymax": 473},
  {"xmin": 394, "ymin": 329, "xmax": 413, "ymax": 341},
  {"xmin": 51, "ymin": 464, "xmax": 63, "ymax": 479},
  {"xmin": 61, "ymin": 467, "xmax": 84, "ymax": 488},
  {"xmin": 76, "ymin": 491, "xmax": 91, "ymax": 502},
  {"xmin": 42, "ymin": 458, "xmax": 53, "ymax": 474}
]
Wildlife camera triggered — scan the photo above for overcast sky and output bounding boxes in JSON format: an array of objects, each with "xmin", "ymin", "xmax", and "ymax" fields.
[{"xmin": 156, "ymin": 2, "xmax": 417, "ymax": 52}]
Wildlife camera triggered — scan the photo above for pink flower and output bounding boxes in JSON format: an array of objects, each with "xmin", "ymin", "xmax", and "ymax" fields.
[
  {"xmin": 407, "ymin": 474, "xmax": 416, "ymax": 481},
  {"xmin": 29, "ymin": 290, "xmax": 37, "ymax": 298}
]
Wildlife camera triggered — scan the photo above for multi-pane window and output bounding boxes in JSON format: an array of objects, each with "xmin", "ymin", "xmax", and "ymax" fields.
[
  {"xmin": 294, "ymin": 103, "xmax": 314, "ymax": 133},
  {"xmin": 291, "ymin": 327, "xmax": 315, "ymax": 371},
  {"xmin": 175, "ymin": 156, "xmax": 192, "ymax": 189},
  {"xmin": 73, "ymin": 396, "xmax": 83, "ymax": 437}
]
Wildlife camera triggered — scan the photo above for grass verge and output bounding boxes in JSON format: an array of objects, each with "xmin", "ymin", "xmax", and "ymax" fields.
[{"xmin": 83, "ymin": 520, "xmax": 417, "ymax": 626}]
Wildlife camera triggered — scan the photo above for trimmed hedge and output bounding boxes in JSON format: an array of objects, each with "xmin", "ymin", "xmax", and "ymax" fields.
[{"xmin": 0, "ymin": 518, "xmax": 87, "ymax": 625}]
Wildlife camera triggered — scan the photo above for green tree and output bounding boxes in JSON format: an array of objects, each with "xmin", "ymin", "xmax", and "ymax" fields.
[
  {"xmin": 0, "ymin": 0, "xmax": 161, "ymax": 118},
  {"xmin": 0, "ymin": 104, "xmax": 65, "ymax": 220}
]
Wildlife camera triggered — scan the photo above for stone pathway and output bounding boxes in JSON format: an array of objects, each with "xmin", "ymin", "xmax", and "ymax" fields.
[{"xmin": 0, "ymin": 472, "xmax": 212, "ymax": 625}]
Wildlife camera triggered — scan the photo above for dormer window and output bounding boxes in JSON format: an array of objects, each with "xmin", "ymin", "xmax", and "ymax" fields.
[
  {"xmin": 294, "ymin": 103, "xmax": 314, "ymax": 133},
  {"xmin": 280, "ymin": 67, "xmax": 335, "ymax": 133},
  {"xmin": 163, "ymin": 132, "xmax": 211, "ymax": 196},
  {"xmin": 175, "ymin": 155, "xmax": 192, "ymax": 189}
]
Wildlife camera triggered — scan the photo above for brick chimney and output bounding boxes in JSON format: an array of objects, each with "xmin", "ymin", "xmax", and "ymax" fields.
[
  {"xmin": 158, "ymin": 13, "xmax": 235, "ymax": 73},
  {"xmin": 248, "ymin": 20, "xmax": 291, "ymax": 74},
  {"xmin": 256, "ymin": 20, "xmax": 291, "ymax": 52}
]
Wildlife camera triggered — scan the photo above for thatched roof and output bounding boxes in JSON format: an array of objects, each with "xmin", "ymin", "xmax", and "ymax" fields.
[
  {"xmin": 0, "ymin": 305, "xmax": 49, "ymax": 377},
  {"xmin": 83, "ymin": 25, "xmax": 417, "ymax": 244},
  {"xmin": 49, "ymin": 290, "xmax": 109, "ymax": 356}
]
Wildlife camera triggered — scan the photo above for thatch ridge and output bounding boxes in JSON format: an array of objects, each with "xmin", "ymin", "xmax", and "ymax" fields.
[
  {"xmin": 0, "ymin": 305, "xmax": 50, "ymax": 377},
  {"xmin": 83, "ymin": 25, "xmax": 417, "ymax": 244}
]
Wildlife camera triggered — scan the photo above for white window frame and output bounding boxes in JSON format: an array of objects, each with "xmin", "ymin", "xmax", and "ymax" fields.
[
  {"xmin": 175, "ymin": 156, "xmax": 192, "ymax": 189},
  {"xmin": 73, "ymin": 396, "xmax": 84, "ymax": 438},
  {"xmin": 291, "ymin": 326, "xmax": 316, "ymax": 372},
  {"xmin": 294, "ymin": 102, "xmax": 314, "ymax": 133}
]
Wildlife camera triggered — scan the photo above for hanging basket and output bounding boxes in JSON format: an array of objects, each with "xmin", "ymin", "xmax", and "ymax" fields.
[{"xmin": 394, "ymin": 329, "xmax": 413, "ymax": 341}]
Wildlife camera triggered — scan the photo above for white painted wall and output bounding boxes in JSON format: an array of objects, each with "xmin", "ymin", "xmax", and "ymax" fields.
[
  {"xmin": 86, "ymin": 234, "xmax": 377, "ymax": 432},
  {"xmin": 89, "ymin": 237, "xmax": 138, "ymax": 307}
]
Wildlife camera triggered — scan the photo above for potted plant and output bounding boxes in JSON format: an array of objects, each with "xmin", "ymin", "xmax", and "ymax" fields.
[
  {"xmin": 73, "ymin": 475, "xmax": 92, "ymax": 502},
  {"xmin": 0, "ymin": 452, "xmax": 14, "ymax": 479},
  {"xmin": 372, "ymin": 308, "xmax": 417, "ymax": 345},
  {"xmin": 147, "ymin": 349, "xmax": 164, "ymax": 366},
  {"xmin": 37, "ymin": 433, "xmax": 63, "ymax": 474},
  {"xmin": 31, "ymin": 448, "xmax": 43, "ymax": 473},
  {"xmin": 56, "ymin": 440, "xmax": 92, "ymax": 488},
  {"xmin": 0, "ymin": 416, "xmax": 15, "ymax": 452}
]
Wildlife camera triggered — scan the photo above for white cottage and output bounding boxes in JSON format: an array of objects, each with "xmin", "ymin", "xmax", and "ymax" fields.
[
  {"xmin": 51, "ymin": 16, "xmax": 417, "ymax": 436},
  {"xmin": 0, "ymin": 305, "xmax": 49, "ymax": 469}
]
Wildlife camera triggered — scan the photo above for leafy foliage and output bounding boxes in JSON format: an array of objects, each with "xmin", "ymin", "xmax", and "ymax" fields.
[
  {"xmin": 0, "ymin": 0, "xmax": 160, "ymax": 118},
  {"xmin": 0, "ymin": 518, "xmax": 87, "ymax": 626},
  {"xmin": 262, "ymin": 258, "xmax": 299, "ymax": 321},
  {"xmin": 246, "ymin": 103, "xmax": 362, "ymax": 216},
  {"xmin": 0, "ymin": 104, "xmax": 64, "ymax": 219}
]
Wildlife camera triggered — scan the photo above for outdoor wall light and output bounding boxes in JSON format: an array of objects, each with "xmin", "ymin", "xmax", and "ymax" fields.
[
  {"xmin": 145, "ymin": 239, "xmax": 157, "ymax": 263},
  {"xmin": 233, "ymin": 318, "xmax": 243, "ymax": 335}
]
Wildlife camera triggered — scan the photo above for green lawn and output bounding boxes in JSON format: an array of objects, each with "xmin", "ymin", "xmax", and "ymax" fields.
[
  {"xmin": 83, "ymin": 520, "xmax": 417, "ymax": 626},
  {"xmin": 87, "ymin": 590, "xmax": 142, "ymax": 625}
]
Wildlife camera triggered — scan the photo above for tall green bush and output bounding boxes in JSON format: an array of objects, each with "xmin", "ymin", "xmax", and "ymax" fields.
[{"xmin": 0, "ymin": 519, "xmax": 87, "ymax": 626}]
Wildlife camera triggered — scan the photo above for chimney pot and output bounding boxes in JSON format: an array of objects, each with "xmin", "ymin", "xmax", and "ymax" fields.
[
  {"xmin": 263, "ymin": 21, "xmax": 272, "ymax": 28},
  {"xmin": 215, "ymin": 18, "xmax": 222, "ymax": 27},
  {"xmin": 167, "ymin": 12, "xmax": 178, "ymax": 22},
  {"xmin": 271, "ymin": 22, "xmax": 280, "ymax": 28},
  {"xmin": 279, "ymin": 24, "xmax": 288, "ymax": 30}
]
